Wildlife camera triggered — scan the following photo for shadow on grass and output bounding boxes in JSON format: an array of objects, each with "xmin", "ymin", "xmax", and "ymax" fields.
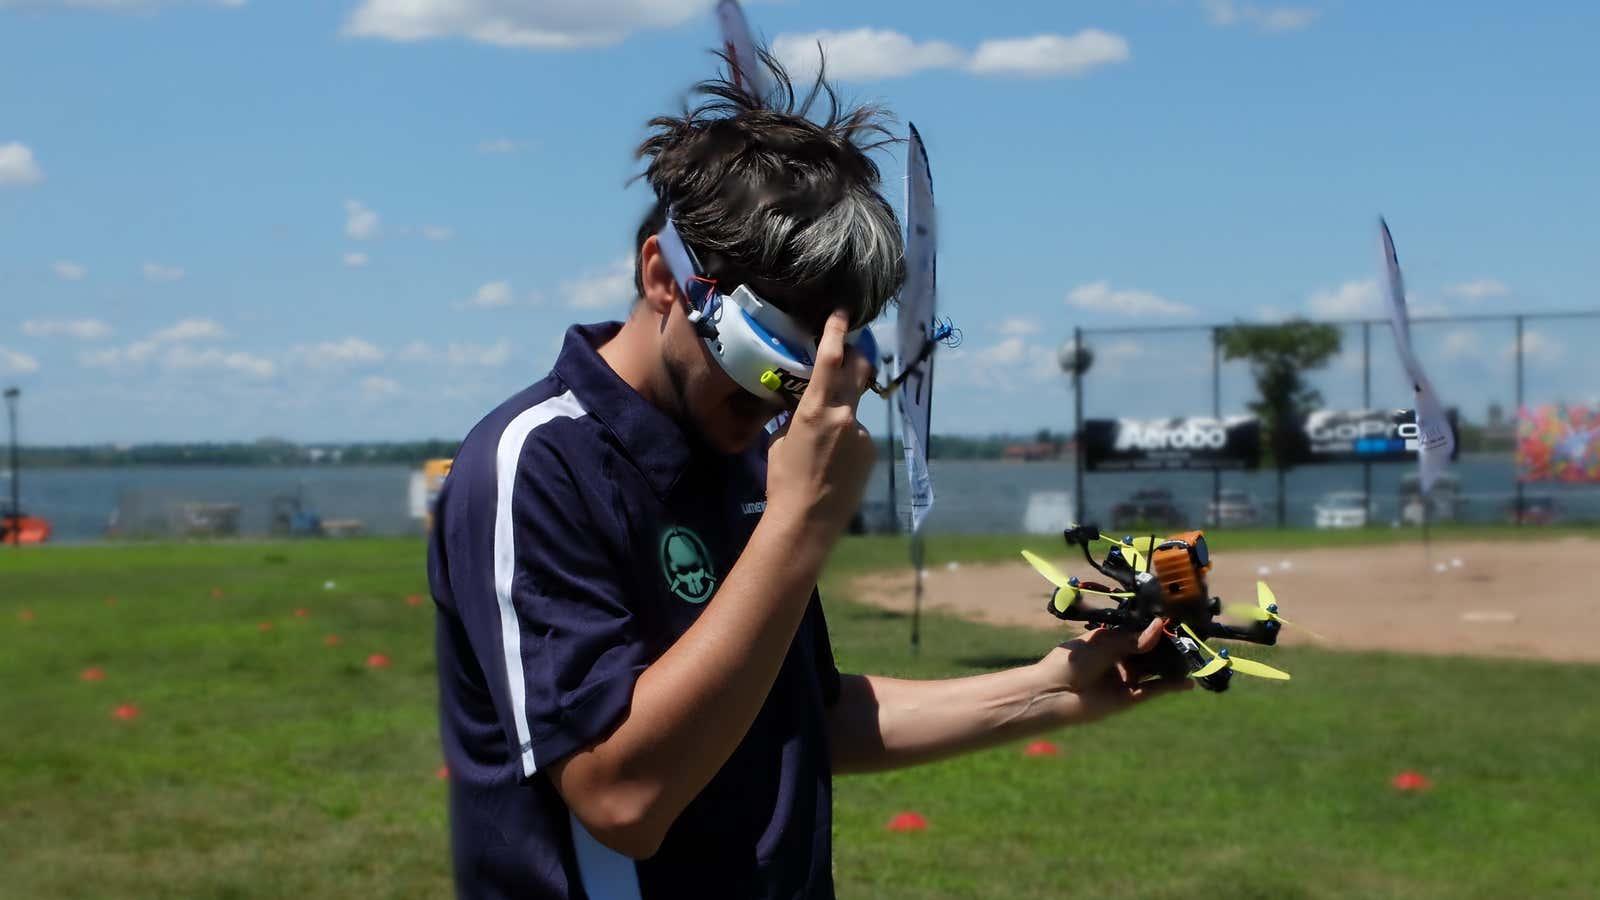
[{"xmin": 840, "ymin": 608, "xmax": 907, "ymax": 622}]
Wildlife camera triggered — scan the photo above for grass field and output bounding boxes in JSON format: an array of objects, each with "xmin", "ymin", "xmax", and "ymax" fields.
[{"xmin": 3, "ymin": 530, "xmax": 1597, "ymax": 898}]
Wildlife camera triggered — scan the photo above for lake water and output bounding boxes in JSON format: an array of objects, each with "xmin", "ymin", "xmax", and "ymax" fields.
[{"xmin": 8, "ymin": 453, "xmax": 1596, "ymax": 543}]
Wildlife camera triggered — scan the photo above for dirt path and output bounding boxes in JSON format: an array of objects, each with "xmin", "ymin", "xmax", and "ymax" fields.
[{"xmin": 847, "ymin": 537, "xmax": 1600, "ymax": 663}]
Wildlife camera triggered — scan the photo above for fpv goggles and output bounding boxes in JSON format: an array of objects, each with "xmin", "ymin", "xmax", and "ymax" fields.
[{"xmin": 656, "ymin": 214, "xmax": 880, "ymax": 404}]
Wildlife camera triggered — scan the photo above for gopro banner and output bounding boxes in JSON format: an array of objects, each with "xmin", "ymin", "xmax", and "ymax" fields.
[
  {"xmin": 1083, "ymin": 416, "xmax": 1261, "ymax": 471},
  {"xmin": 1291, "ymin": 408, "xmax": 1460, "ymax": 465}
]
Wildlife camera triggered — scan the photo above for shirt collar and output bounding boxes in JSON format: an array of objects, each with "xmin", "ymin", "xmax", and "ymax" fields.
[{"xmin": 553, "ymin": 321, "xmax": 696, "ymax": 498}]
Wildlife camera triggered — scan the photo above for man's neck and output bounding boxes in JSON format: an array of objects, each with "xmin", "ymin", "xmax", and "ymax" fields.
[{"xmin": 597, "ymin": 312, "xmax": 669, "ymax": 411}]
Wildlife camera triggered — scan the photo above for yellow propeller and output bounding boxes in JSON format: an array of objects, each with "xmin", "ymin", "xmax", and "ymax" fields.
[
  {"xmin": 1178, "ymin": 622, "xmax": 1291, "ymax": 681},
  {"xmin": 1224, "ymin": 582, "xmax": 1325, "ymax": 640},
  {"xmin": 1126, "ymin": 535, "xmax": 1159, "ymax": 555},
  {"xmin": 1099, "ymin": 533, "xmax": 1150, "ymax": 572},
  {"xmin": 1021, "ymin": 550, "xmax": 1133, "ymax": 614}
]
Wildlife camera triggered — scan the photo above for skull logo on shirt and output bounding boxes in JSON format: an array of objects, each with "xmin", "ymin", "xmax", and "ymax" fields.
[{"xmin": 660, "ymin": 526, "xmax": 717, "ymax": 603}]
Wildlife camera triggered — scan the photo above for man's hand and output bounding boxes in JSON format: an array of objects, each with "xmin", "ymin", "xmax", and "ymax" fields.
[
  {"xmin": 1034, "ymin": 619, "xmax": 1194, "ymax": 725},
  {"xmin": 765, "ymin": 308, "xmax": 877, "ymax": 543}
]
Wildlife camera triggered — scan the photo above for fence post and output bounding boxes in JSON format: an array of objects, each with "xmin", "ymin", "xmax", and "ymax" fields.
[
  {"xmin": 1212, "ymin": 326, "xmax": 1221, "ymax": 527},
  {"xmin": 1515, "ymin": 314, "xmax": 1525, "ymax": 526},
  {"xmin": 1362, "ymin": 321, "xmax": 1372, "ymax": 520}
]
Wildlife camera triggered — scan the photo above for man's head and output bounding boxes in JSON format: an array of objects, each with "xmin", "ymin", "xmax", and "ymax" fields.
[{"xmin": 624, "ymin": 49, "xmax": 905, "ymax": 453}]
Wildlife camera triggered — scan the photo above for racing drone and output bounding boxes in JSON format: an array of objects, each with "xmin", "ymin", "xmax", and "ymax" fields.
[{"xmin": 1021, "ymin": 525, "xmax": 1313, "ymax": 692}]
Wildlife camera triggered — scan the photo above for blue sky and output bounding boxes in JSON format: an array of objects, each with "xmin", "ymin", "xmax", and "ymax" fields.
[{"xmin": 2, "ymin": 0, "xmax": 1597, "ymax": 443}]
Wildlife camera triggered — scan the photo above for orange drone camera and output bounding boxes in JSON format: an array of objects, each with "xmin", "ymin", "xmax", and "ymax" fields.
[
  {"xmin": 1021, "ymin": 524, "xmax": 1310, "ymax": 692},
  {"xmin": 1147, "ymin": 530, "xmax": 1212, "ymax": 606}
]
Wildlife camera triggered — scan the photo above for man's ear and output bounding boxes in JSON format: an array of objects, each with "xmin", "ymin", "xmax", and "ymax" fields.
[{"xmin": 637, "ymin": 236, "xmax": 677, "ymax": 317}]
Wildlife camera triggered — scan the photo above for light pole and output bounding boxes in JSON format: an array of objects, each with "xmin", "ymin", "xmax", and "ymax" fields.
[
  {"xmin": 1058, "ymin": 334, "xmax": 1093, "ymax": 522},
  {"xmin": 4, "ymin": 387, "xmax": 18, "ymax": 546}
]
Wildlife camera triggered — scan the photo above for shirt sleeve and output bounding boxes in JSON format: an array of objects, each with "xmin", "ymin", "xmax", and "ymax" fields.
[
  {"xmin": 809, "ymin": 591, "xmax": 842, "ymax": 708},
  {"xmin": 491, "ymin": 435, "xmax": 648, "ymax": 780}
]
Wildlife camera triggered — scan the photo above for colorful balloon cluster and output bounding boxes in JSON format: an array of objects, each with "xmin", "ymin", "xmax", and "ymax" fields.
[{"xmin": 1517, "ymin": 404, "xmax": 1600, "ymax": 482}]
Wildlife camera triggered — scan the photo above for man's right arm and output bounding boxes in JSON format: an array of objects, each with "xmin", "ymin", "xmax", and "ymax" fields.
[{"xmin": 548, "ymin": 310, "xmax": 876, "ymax": 859}]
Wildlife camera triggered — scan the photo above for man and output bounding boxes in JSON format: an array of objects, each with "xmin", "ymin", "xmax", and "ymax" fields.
[{"xmin": 428, "ymin": 56, "xmax": 1190, "ymax": 900}]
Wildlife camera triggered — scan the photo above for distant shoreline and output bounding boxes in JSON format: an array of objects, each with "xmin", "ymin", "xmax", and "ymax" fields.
[{"xmin": 3, "ymin": 447, "xmax": 1517, "ymax": 469}]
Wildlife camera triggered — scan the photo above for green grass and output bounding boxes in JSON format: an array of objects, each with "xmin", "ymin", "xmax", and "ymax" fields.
[{"xmin": 2, "ymin": 532, "xmax": 1597, "ymax": 898}]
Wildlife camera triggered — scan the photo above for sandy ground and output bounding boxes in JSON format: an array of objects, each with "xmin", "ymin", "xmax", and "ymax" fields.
[{"xmin": 848, "ymin": 537, "xmax": 1600, "ymax": 663}]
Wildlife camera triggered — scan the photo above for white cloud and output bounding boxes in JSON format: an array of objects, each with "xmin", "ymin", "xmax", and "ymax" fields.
[
  {"xmin": 78, "ymin": 317, "xmax": 272, "ymax": 379},
  {"xmin": 22, "ymin": 318, "xmax": 113, "ymax": 340},
  {"xmin": 288, "ymin": 337, "xmax": 385, "ymax": 369},
  {"xmin": 152, "ymin": 318, "xmax": 227, "ymax": 342},
  {"xmin": 448, "ymin": 340, "xmax": 512, "ymax": 367},
  {"xmin": 162, "ymin": 345, "xmax": 275, "ymax": 379},
  {"xmin": 773, "ymin": 29, "xmax": 966, "ymax": 81},
  {"xmin": 0, "ymin": 346, "xmax": 40, "ymax": 374},
  {"xmin": 360, "ymin": 375, "xmax": 403, "ymax": 397},
  {"xmin": 993, "ymin": 316, "xmax": 1041, "ymax": 337},
  {"xmin": 397, "ymin": 338, "xmax": 514, "ymax": 367},
  {"xmin": 1066, "ymin": 280, "xmax": 1195, "ymax": 317},
  {"xmin": 0, "ymin": 141, "xmax": 44, "ymax": 188},
  {"xmin": 941, "ymin": 334, "xmax": 1064, "ymax": 392},
  {"xmin": 79, "ymin": 341, "xmax": 156, "ymax": 368},
  {"xmin": 458, "ymin": 280, "xmax": 521, "ymax": 309},
  {"xmin": 1445, "ymin": 278, "xmax": 1510, "ymax": 301},
  {"xmin": 52, "ymin": 260, "xmax": 87, "ymax": 281},
  {"xmin": 774, "ymin": 27, "xmax": 1129, "ymax": 82},
  {"xmin": 563, "ymin": 255, "xmax": 635, "ymax": 310},
  {"xmin": 1508, "ymin": 329, "xmax": 1565, "ymax": 366},
  {"xmin": 1092, "ymin": 338, "xmax": 1146, "ymax": 376},
  {"xmin": 1440, "ymin": 329, "xmax": 1481, "ymax": 361},
  {"xmin": 976, "ymin": 336, "xmax": 1028, "ymax": 366},
  {"xmin": 342, "ymin": 0, "xmax": 710, "ymax": 50},
  {"xmin": 477, "ymin": 138, "xmax": 525, "ymax": 154},
  {"xmin": 142, "ymin": 261, "xmax": 186, "ymax": 283},
  {"xmin": 345, "ymin": 199, "xmax": 380, "ymax": 240},
  {"xmin": 420, "ymin": 225, "xmax": 453, "ymax": 241},
  {"xmin": 396, "ymin": 340, "xmax": 433, "ymax": 364},
  {"xmin": 343, "ymin": 251, "xmax": 369, "ymax": 268},
  {"xmin": 1256, "ymin": 7, "xmax": 1319, "ymax": 31},
  {"xmin": 968, "ymin": 31, "xmax": 1131, "ymax": 78},
  {"xmin": 1202, "ymin": 1, "xmax": 1320, "ymax": 33},
  {"xmin": 1305, "ymin": 279, "xmax": 1381, "ymax": 318}
]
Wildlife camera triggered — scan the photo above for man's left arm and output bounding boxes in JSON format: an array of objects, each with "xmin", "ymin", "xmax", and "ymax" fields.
[{"xmin": 825, "ymin": 619, "xmax": 1191, "ymax": 775}]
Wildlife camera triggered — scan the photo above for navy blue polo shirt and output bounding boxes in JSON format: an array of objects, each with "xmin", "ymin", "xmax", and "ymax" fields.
[{"xmin": 428, "ymin": 322, "xmax": 842, "ymax": 900}]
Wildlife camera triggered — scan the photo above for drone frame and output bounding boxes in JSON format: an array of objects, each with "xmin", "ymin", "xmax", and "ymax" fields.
[{"xmin": 1045, "ymin": 523, "xmax": 1284, "ymax": 692}]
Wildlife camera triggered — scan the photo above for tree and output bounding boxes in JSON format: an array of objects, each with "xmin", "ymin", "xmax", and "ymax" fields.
[{"xmin": 1217, "ymin": 320, "xmax": 1343, "ymax": 527}]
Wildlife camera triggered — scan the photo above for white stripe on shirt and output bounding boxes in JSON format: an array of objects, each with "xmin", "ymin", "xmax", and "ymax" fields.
[{"xmin": 493, "ymin": 389, "xmax": 587, "ymax": 777}]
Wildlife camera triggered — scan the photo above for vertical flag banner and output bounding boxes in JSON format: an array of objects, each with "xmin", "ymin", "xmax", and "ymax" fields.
[
  {"xmin": 1379, "ymin": 218, "xmax": 1455, "ymax": 493},
  {"xmin": 897, "ymin": 123, "xmax": 937, "ymax": 534},
  {"xmin": 715, "ymin": 0, "xmax": 769, "ymax": 99}
]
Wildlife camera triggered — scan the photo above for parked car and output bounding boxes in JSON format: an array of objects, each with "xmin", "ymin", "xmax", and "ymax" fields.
[
  {"xmin": 1399, "ymin": 472, "xmax": 1464, "ymax": 525},
  {"xmin": 1313, "ymin": 491, "xmax": 1375, "ymax": 529},
  {"xmin": 1507, "ymin": 494, "xmax": 1563, "ymax": 525},
  {"xmin": 1110, "ymin": 488, "xmax": 1185, "ymax": 531},
  {"xmin": 1205, "ymin": 489, "xmax": 1261, "ymax": 527}
]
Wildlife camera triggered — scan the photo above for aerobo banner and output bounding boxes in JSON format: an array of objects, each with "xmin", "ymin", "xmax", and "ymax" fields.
[
  {"xmin": 1083, "ymin": 416, "xmax": 1261, "ymax": 471},
  {"xmin": 1290, "ymin": 408, "xmax": 1460, "ymax": 465}
]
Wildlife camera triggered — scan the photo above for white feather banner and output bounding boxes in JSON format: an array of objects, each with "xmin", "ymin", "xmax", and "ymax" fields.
[
  {"xmin": 715, "ymin": 0, "xmax": 770, "ymax": 99},
  {"xmin": 897, "ymin": 123, "xmax": 938, "ymax": 533},
  {"xmin": 1379, "ymin": 217, "xmax": 1455, "ymax": 493}
]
